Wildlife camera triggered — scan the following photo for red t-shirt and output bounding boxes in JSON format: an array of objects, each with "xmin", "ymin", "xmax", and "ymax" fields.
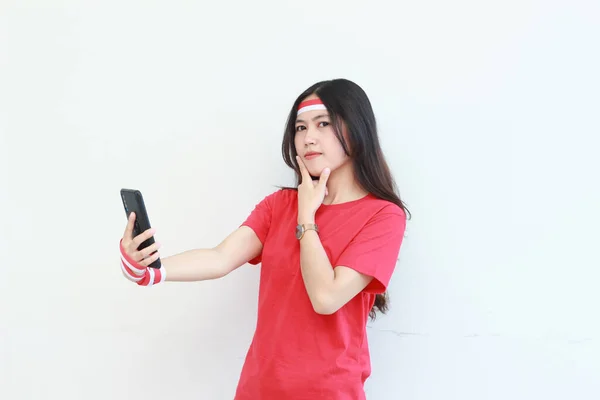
[{"xmin": 235, "ymin": 189, "xmax": 406, "ymax": 399}]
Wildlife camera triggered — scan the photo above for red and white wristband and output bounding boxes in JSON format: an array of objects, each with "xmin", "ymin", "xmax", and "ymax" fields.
[{"xmin": 119, "ymin": 239, "xmax": 166, "ymax": 286}]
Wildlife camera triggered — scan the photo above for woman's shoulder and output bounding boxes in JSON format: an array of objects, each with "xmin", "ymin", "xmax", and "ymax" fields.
[
  {"xmin": 257, "ymin": 187, "xmax": 297, "ymax": 207},
  {"xmin": 361, "ymin": 194, "xmax": 407, "ymax": 221}
]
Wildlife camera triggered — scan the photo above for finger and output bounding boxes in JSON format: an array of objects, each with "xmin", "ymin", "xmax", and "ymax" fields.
[
  {"xmin": 139, "ymin": 251, "xmax": 160, "ymax": 267},
  {"xmin": 296, "ymin": 156, "xmax": 311, "ymax": 184},
  {"xmin": 123, "ymin": 212, "xmax": 136, "ymax": 240},
  {"xmin": 318, "ymin": 167, "xmax": 331, "ymax": 190},
  {"xmin": 313, "ymin": 180, "xmax": 328, "ymax": 197},
  {"xmin": 136, "ymin": 242, "xmax": 161, "ymax": 259},
  {"xmin": 132, "ymin": 227, "xmax": 156, "ymax": 249}
]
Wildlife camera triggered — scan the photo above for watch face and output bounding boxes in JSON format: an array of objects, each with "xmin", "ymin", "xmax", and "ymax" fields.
[{"xmin": 295, "ymin": 225, "xmax": 303, "ymax": 239}]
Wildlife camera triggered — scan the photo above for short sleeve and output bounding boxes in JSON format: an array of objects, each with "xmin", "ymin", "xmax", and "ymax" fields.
[
  {"xmin": 336, "ymin": 205, "xmax": 406, "ymax": 294},
  {"xmin": 240, "ymin": 190, "xmax": 280, "ymax": 265}
]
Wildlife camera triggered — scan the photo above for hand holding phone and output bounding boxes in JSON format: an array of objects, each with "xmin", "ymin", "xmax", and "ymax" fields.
[{"xmin": 120, "ymin": 189, "xmax": 161, "ymax": 269}]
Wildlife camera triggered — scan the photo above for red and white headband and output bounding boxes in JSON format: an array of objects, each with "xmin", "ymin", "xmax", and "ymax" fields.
[{"xmin": 297, "ymin": 98, "xmax": 327, "ymax": 116}]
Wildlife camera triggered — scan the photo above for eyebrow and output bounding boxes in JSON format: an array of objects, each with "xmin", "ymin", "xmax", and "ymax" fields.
[{"xmin": 295, "ymin": 114, "xmax": 330, "ymax": 124}]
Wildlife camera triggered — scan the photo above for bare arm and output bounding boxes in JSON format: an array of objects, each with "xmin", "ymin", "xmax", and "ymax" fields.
[
  {"xmin": 299, "ymin": 228, "xmax": 373, "ymax": 315},
  {"xmin": 162, "ymin": 226, "xmax": 262, "ymax": 282},
  {"xmin": 161, "ymin": 226, "xmax": 262, "ymax": 281},
  {"xmin": 121, "ymin": 212, "xmax": 263, "ymax": 283},
  {"xmin": 294, "ymin": 157, "xmax": 373, "ymax": 315}
]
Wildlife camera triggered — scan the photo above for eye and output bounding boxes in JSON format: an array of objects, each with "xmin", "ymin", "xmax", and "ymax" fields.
[
  {"xmin": 295, "ymin": 125, "xmax": 306, "ymax": 132},
  {"xmin": 318, "ymin": 121, "xmax": 330, "ymax": 127}
]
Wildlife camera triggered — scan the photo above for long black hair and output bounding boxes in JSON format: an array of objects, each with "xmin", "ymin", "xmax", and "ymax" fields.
[{"xmin": 281, "ymin": 78, "xmax": 410, "ymax": 320}]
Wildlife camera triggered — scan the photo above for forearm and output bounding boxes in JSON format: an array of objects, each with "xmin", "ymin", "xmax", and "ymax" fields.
[
  {"xmin": 161, "ymin": 248, "xmax": 227, "ymax": 282},
  {"xmin": 299, "ymin": 228, "xmax": 336, "ymax": 312}
]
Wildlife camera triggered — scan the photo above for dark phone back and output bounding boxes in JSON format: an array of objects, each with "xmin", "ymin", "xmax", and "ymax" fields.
[{"xmin": 120, "ymin": 188, "xmax": 161, "ymax": 269}]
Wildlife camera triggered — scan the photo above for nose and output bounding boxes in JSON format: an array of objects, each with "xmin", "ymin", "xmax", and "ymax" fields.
[{"xmin": 304, "ymin": 126, "xmax": 318, "ymax": 146}]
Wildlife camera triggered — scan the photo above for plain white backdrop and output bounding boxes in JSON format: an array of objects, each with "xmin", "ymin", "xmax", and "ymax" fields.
[{"xmin": 1, "ymin": 0, "xmax": 599, "ymax": 399}]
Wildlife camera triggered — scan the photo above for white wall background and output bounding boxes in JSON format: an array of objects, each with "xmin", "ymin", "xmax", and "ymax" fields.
[{"xmin": 1, "ymin": 1, "xmax": 599, "ymax": 399}]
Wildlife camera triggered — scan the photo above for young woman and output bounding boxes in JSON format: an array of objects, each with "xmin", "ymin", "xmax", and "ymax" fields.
[{"xmin": 119, "ymin": 78, "xmax": 409, "ymax": 399}]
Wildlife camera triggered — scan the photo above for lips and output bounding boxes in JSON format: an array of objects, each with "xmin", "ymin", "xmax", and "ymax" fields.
[{"xmin": 304, "ymin": 152, "xmax": 321, "ymax": 160}]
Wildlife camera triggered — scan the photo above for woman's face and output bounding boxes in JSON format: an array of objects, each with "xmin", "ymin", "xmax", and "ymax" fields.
[{"xmin": 294, "ymin": 94, "xmax": 350, "ymax": 178}]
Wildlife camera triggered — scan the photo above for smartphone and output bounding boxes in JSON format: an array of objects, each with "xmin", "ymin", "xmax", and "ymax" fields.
[{"xmin": 120, "ymin": 188, "xmax": 161, "ymax": 269}]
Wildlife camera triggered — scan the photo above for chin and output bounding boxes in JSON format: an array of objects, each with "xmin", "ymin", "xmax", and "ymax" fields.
[
  {"xmin": 309, "ymin": 168, "xmax": 330, "ymax": 180},
  {"xmin": 304, "ymin": 158, "xmax": 339, "ymax": 178},
  {"xmin": 307, "ymin": 163, "xmax": 325, "ymax": 175},
  {"xmin": 307, "ymin": 171, "xmax": 320, "ymax": 180}
]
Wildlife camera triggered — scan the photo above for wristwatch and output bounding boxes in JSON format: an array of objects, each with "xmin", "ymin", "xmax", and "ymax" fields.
[{"xmin": 295, "ymin": 223, "xmax": 318, "ymax": 240}]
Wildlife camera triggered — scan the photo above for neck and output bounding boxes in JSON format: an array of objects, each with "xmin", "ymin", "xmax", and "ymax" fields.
[{"xmin": 321, "ymin": 161, "xmax": 368, "ymax": 205}]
